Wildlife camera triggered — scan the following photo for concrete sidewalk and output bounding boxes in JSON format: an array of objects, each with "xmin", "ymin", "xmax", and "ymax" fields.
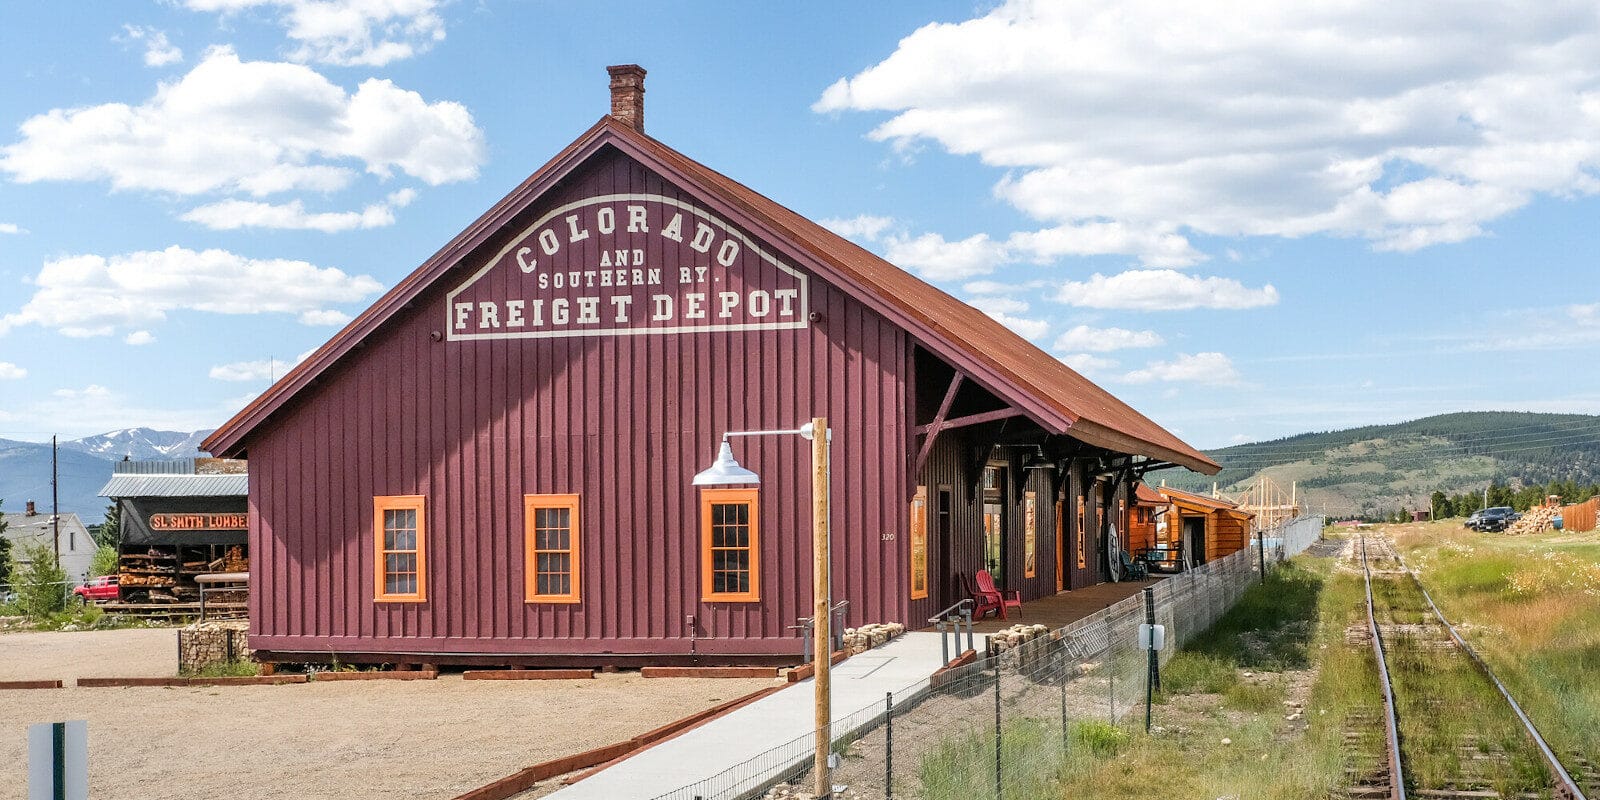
[{"xmin": 544, "ymin": 632, "xmax": 949, "ymax": 800}]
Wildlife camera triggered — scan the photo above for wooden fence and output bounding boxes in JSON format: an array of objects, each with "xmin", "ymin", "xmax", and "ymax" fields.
[{"xmin": 1560, "ymin": 497, "xmax": 1598, "ymax": 532}]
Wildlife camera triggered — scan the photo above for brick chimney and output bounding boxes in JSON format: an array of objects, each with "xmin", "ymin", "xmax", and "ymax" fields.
[
  {"xmin": 607, "ymin": 64, "xmax": 647, "ymax": 132},
  {"xmin": 25, "ymin": 500, "xmax": 36, "ymax": 516}
]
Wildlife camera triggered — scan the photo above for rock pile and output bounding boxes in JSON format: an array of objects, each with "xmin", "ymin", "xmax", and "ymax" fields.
[
  {"xmin": 841, "ymin": 622, "xmax": 905, "ymax": 655},
  {"xmin": 178, "ymin": 619, "xmax": 252, "ymax": 673},
  {"xmin": 1507, "ymin": 505, "xmax": 1560, "ymax": 535},
  {"xmin": 988, "ymin": 623, "xmax": 1052, "ymax": 652}
]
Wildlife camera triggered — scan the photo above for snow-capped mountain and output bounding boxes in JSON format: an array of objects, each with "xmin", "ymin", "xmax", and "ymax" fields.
[
  {"xmin": 57, "ymin": 428, "xmax": 215, "ymax": 461},
  {"xmin": 1, "ymin": 428, "xmax": 216, "ymax": 524}
]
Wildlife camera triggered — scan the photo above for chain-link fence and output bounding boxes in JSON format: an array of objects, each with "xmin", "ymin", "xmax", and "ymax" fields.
[{"xmin": 651, "ymin": 515, "xmax": 1326, "ymax": 800}]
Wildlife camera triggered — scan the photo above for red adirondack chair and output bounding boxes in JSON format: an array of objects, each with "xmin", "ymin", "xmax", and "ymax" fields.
[{"xmin": 967, "ymin": 569, "xmax": 1023, "ymax": 620}]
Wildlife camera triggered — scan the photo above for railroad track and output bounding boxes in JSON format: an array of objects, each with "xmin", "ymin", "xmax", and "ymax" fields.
[{"xmin": 1354, "ymin": 533, "xmax": 1590, "ymax": 800}]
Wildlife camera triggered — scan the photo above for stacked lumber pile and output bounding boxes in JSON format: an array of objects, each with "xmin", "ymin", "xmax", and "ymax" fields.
[
  {"xmin": 1507, "ymin": 505, "xmax": 1561, "ymax": 535},
  {"xmin": 178, "ymin": 619, "xmax": 252, "ymax": 673},
  {"xmin": 988, "ymin": 623, "xmax": 1052, "ymax": 652},
  {"xmin": 841, "ymin": 622, "xmax": 905, "ymax": 655},
  {"xmin": 222, "ymin": 545, "xmax": 249, "ymax": 573}
]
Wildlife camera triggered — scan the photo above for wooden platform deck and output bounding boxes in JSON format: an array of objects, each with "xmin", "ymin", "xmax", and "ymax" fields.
[{"xmin": 968, "ymin": 576, "xmax": 1168, "ymax": 633}]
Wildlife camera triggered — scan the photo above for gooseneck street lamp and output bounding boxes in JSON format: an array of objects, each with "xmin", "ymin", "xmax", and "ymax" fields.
[{"xmin": 693, "ymin": 417, "xmax": 834, "ymax": 799}]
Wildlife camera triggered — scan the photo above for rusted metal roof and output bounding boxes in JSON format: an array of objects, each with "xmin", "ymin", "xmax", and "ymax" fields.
[
  {"xmin": 1158, "ymin": 486, "xmax": 1252, "ymax": 516},
  {"xmin": 1134, "ymin": 482, "xmax": 1167, "ymax": 505},
  {"xmin": 205, "ymin": 116, "xmax": 1218, "ymax": 474}
]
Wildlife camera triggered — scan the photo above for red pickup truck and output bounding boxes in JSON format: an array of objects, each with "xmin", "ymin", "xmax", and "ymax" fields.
[{"xmin": 72, "ymin": 575, "xmax": 119, "ymax": 603}]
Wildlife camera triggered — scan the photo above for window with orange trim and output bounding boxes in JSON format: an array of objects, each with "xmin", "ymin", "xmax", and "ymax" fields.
[
  {"xmin": 702, "ymin": 488, "xmax": 760, "ymax": 602},
  {"xmin": 1076, "ymin": 495, "xmax": 1087, "ymax": 569},
  {"xmin": 374, "ymin": 495, "xmax": 426, "ymax": 602},
  {"xmin": 910, "ymin": 486, "xmax": 928, "ymax": 600},
  {"xmin": 525, "ymin": 494, "xmax": 581, "ymax": 603}
]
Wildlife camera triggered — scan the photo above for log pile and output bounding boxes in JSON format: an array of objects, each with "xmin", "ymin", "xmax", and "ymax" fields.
[
  {"xmin": 1507, "ymin": 505, "xmax": 1561, "ymax": 535},
  {"xmin": 841, "ymin": 622, "xmax": 905, "ymax": 655},
  {"xmin": 178, "ymin": 619, "xmax": 253, "ymax": 673}
]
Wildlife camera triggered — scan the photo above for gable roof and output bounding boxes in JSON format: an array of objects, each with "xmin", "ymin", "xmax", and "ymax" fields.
[
  {"xmin": 204, "ymin": 117, "xmax": 1218, "ymax": 474},
  {"xmin": 1158, "ymin": 486, "xmax": 1252, "ymax": 517}
]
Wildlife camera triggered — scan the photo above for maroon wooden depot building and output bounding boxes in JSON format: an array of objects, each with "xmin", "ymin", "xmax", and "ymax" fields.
[{"xmin": 204, "ymin": 66, "xmax": 1220, "ymax": 667}]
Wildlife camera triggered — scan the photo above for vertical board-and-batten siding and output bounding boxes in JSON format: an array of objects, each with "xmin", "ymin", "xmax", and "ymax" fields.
[
  {"xmin": 907, "ymin": 430, "xmax": 1063, "ymax": 626},
  {"xmin": 247, "ymin": 149, "xmax": 908, "ymax": 657}
]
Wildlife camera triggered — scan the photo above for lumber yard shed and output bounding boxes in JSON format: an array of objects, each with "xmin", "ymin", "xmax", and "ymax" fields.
[
  {"xmin": 99, "ymin": 458, "xmax": 249, "ymax": 606},
  {"xmin": 202, "ymin": 66, "xmax": 1219, "ymax": 668}
]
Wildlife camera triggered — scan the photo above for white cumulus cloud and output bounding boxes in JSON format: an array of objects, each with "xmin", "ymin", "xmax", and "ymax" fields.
[
  {"xmin": 821, "ymin": 214, "xmax": 897, "ymax": 242},
  {"xmin": 123, "ymin": 330, "xmax": 156, "ymax": 345},
  {"xmin": 1058, "ymin": 270, "xmax": 1278, "ymax": 311},
  {"xmin": 882, "ymin": 231, "xmax": 1009, "ymax": 280},
  {"xmin": 180, "ymin": 187, "xmax": 416, "ymax": 231},
  {"xmin": 1060, "ymin": 353, "xmax": 1118, "ymax": 374},
  {"xmin": 117, "ymin": 25, "xmax": 184, "ymax": 66},
  {"xmin": 209, "ymin": 360, "xmax": 277, "ymax": 381},
  {"xmin": 298, "ymin": 309, "xmax": 352, "ymax": 326},
  {"xmin": 984, "ymin": 311, "xmax": 1049, "ymax": 341},
  {"xmin": 0, "ymin": 245, "xmax": 382, "ymax": 338},
  {"xmin": 0, "ymin": 46, "xmax": 483, "ymax": 196},
  {"xmin": 0, "ymin": 362, "xmax": 26, "ymax": 379},
  {"xmin": 1053, "ymin": 325, "xmax": 1165, "ymax": 353},
  {"xmin": 1123, "ymin": 352, "xmax": 1241, "ymax": 385},
  {"xmin": 185, "ymin": 0, "xmax": 446, "ymax": 66},
  {"xmin": 0, "ymin": 223, "xmax": 24, "ymax": 234},
  {"xmin": 817, "ymin": 0, "xmax": 1600, "ymax": 260}
]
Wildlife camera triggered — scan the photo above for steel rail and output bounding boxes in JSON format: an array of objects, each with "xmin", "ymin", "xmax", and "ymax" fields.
[
  {"xmin": 1387, "ymin": 540, "xmax": 1588, "ymax": 800},
  {"xmin": 1361, "ymin": 535, "xmax": 1408, "ymax": 800}
]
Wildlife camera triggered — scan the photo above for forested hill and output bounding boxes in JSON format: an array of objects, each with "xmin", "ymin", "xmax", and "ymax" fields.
[{"xmin": 1161, "ymin": 412, "xmax": 1600, "ymax": 519}]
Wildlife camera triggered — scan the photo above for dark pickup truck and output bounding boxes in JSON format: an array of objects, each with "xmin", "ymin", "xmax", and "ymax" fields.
[{"xmin": 1466, "ymin": 506, "xmax": 1520, "ymax": 532}]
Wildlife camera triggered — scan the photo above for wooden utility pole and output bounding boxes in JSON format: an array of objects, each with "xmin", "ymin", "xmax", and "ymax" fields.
[
  {"xmin": 811, "ymin": 416, "xmax": 832, "ymax": 799},
  {"xmin": 52, "ymin": 435, "xmax": 60, "ymax": 569}
]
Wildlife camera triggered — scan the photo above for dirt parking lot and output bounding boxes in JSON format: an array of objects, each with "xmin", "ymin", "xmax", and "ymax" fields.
[{"xmin": 0, "ymin": 629, "xmax": 776, "ymax": 800}]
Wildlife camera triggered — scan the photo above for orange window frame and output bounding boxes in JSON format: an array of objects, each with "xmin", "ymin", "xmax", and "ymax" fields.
[
  {"xmin": 1024, "ymin": 491, "xmax": 1038, "ymax": 578},
  {"xmin": 701, "ymin": 488, "xmax": 760, "ymax": 602},
  {"xmin": 910, "ymin": 486, "xmax": 929, "ymax": 600},
  {"xmin": 524, "ymin": 494, "xmax": 581, "ymax": 604},
  {"xmin": 374, "ymin": 495, "xmax": 427, "ymax": 603},
  {"xmin": 1076, "ymin": 495, "xmax": 1087, "ymax": 569}
]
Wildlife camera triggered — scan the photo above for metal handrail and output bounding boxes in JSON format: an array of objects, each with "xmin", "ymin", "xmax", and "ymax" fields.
[
  {"xmin": 930, "ymin": 598, "xmax": 976, "ymax": 664},
  {"xmin": 928, "ymin": 598, "xmax": 973, "ymax": 623}
]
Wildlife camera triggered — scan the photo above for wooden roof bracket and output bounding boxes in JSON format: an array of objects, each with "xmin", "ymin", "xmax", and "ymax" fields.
[{"xmin": 912, "ymin": 370, "xmax": 966, "ymax": 477}]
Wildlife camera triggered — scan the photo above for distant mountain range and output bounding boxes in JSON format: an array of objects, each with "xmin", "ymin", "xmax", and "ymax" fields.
[
  {"xmin": 1161, "ymin": 412, "xmax": 1600, "ymax": 519},
  {"xmin": 0, "ymin": 428, "xmax": 214, "ymax": 524}
]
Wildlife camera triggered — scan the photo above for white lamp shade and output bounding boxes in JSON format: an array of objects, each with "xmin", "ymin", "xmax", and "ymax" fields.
[{"xmin": 692, "ymin": 441, "xmax": 762, "ymax": 486}]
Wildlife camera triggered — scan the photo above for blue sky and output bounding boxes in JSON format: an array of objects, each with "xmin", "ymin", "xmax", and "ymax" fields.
[{"xmin": 1, "ymin": 1, "xmax": 1597, "ymax": 449}]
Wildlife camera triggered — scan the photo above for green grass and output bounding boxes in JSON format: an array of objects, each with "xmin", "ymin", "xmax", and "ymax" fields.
[
  {"xmin": 1390, "ymin": 522, "xmax": 1600, "ymax": 783},
  {"xmin": 1367, "ymin": 563, "xmax": 1549, "ymax": 794},
  {"xmin": 1158, "ymin": 653, "xmax": 1236, "ymax": 695},
  {"xmin": 184, "ymin": 659, "xmax": 261, "ymax": 678},
  {"xmin": 19, "ymin": 603, "xmax": 156, "ymax": 632},
  {"xmin": 1178, "ymin": 558, "xmax": 1324, "ymax": 670},
  {"xmin": 1044, "ymin": 554, "xmax": 1362, "ymax": 798},
  {"xmin": 917, "ymin": 717, "xmax": 1064, "ymax": 800}
]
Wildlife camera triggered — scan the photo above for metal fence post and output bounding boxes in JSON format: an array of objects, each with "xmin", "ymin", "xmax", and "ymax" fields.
[
  {"xmin": 884, "ymin": 691, "xmax": 893, "ymax": 800},
  {"xmin": 1104, "ymin": 610, "xmax": 1115, "ymax": 723},
  {"xmin": 1257, "ymin": 528, "xmax": 1268, "ymax": 580},
  {"xmin": 1060, "ymin": 646, "xmax": 1070, "ymax": 756},
  {"xmin": 993, "ymin": 662, "xmax": 1003, "ymax": 800}
]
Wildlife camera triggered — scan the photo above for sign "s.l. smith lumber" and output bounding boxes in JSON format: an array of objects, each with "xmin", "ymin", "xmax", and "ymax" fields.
[{"xmin": 445, "ymin": 194, "xmax": 810, "ymax": 340}]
